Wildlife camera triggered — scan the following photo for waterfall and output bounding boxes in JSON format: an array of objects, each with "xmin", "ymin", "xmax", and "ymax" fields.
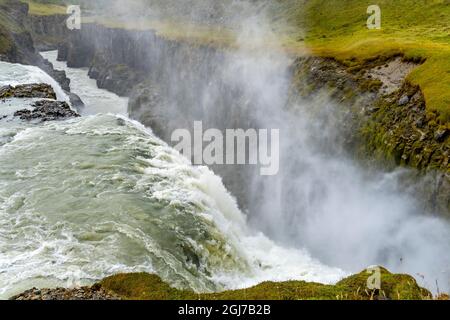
[{"xmin": 0, "ymin": 54, "xmax": 344, "ymax": 299}]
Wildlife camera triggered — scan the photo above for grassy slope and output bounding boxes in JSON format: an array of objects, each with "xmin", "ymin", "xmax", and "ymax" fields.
[
  {"xmin": 100, "ymin": 268, "xmax": 432, "ymax": 300},
  {"xmin": 275, "ymin": 0, "xmax": 450, "ymax": 122},
  {"xmin": 21, "ymin": 0, "xmax": 66, "ymax": 15}
]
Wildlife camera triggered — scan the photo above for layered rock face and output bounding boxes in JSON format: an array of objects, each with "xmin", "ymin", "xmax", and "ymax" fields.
[
  {"xmin": 57, "ymin": 25, "xmax": 153, "ymax": 95},
  {"xmin": 26, "ymin": 14, "xmax": 68, "ymax": 51}
]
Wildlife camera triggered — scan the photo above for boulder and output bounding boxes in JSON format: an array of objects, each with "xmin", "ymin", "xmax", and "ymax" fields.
[
  {"xmin": 398, "ymin": 94, "xmax": 410, "ymax": 106},
  {"xmin": 0, "ymin": 83, "xmax": 56, "ymax": 99},
  {"xmin": 65, "ymin": 90, "xmax": 85, "ymax": 112},
  {"xmin": 14, "ymin": 100, "xmax": 80, "ymax": 122}
]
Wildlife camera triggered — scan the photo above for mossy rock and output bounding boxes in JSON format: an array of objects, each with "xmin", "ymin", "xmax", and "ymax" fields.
[
  {"xmin": 0, "ymin": 83, "xmax": 57, "ymax": 100},
  {"xmin": 336, "ymin": 267, "xmax": 431, "ymax": 300},
  {"xmin": 99, "ymin": 267, "xmax": 431, "ymax": 300}
]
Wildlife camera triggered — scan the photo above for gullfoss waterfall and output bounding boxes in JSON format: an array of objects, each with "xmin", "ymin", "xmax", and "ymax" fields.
[{"xmin": 0, "ymin": 56, "xmax": 344, "ymax": 299}]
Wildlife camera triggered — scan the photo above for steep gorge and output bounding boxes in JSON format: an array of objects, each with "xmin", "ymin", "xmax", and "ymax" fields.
[{"xmin": 2, "ymin": 0, "xmax": 450, "ymax": 297}]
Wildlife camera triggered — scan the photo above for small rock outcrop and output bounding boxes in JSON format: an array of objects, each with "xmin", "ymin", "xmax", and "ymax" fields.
[
  {"xmin": 10, "ymin": 284, "xmax": 119, "ymax": 301},
  {"xmin": 66, "ymin": 90, "xmax": 85, "ymax": 111},
  {"xmin": 0, "ymin": 83, "xmax": 56, "ymax": 100},
  {"xmin": 14, "ymin": 100, "xmax": 80, "ymax": 122}
]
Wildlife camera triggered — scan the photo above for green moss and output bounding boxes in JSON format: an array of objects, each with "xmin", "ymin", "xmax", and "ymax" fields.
[
  {"xmin": 99, "ymin": 268, "xmax": 431, "ymax": 300},
  {"xmin": 359, "ymin": 79, "xmax": 383, "ymax": 92},
  {"xmin": 274, "ymin": 0, "xmax": 450, "ymax": 122},
  {"xmin": 359, "ymin": 82, "xmax": 449, "ymax": 174},
  {"xmin": 336, "ymin": 267, "xmax": 430, "ymax": 300}
]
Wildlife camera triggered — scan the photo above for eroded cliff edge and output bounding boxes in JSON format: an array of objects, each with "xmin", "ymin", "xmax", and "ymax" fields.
[
  {"xmin": 290, "ymin": 56, "xmax": 449, "ymax": 215},
  {"xmin": 10, "ymin": 268, "xmax": 434, "ymax": 300}
]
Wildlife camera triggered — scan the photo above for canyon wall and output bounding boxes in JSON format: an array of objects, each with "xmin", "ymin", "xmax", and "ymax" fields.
[{"xmin": 0, "ymin": 1, "xmax": 74, "ymax": 97}]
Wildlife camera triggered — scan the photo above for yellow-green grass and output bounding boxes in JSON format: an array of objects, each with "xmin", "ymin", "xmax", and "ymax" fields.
[
  {"xmin": 21, "ymin": 0, "xmax": 66, "ymax": 16},
  {"xmin": 82, "ymin": 16, "xmax": 237, "ymax": 48},
  {"xmin": 274, "ymin": 0, "xmax": 450, "ymax": 122},
  {"xmin": 100, "ymin": 268, "xmax": 431, "ymax": 300}
]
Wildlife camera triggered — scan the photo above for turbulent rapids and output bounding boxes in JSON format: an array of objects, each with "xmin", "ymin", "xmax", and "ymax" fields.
[{"xmin": 0, "ymin": 55, "xmax": 345, "ymax": 299}]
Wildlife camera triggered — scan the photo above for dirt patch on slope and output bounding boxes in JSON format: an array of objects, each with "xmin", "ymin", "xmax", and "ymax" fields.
[{"xmin": 367, "ymin": 57, "xmax": 418, "ymax": 95}]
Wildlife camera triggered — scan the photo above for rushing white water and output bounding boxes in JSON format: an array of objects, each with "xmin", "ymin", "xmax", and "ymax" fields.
[
  {"xmin": 40, "ymin": 51, "xmax": 128, "ymax": 116},
  {"xmin": 0, "ymin": 58, "xmax": 345, "ymax": 299}
]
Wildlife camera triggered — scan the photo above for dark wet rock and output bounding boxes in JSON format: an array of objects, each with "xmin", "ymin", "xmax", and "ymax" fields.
[
  {"xmin": 38, "ymin": 57, "xmax": 71, "ymax": 92},
  {"xmin": 65, "ymin": 90, "xmax": 85, "ymax": 111},
  {"xmin": 0, "ymin": 83, "xmax": 56, "ymax": 99},
  {"xmin": 48, "ymin": 67, "xmax": 70, "ymax": 92},
  {"xmin": 14, "ymin": 100, "xmax": 80, "ymax": 122},
  {"xmin": 64, "ymin": 29, "xmax": 96, "ymax": 68},
  {"xmin": 25, "ymin": 14, "xmax": 68, "ymax": 52},
  {"xmin": 92, "ymin": 62, "xmax": 143, "ymax": 97},
  {"xmin": 128, "ymin": 81, "xmax": 174, "ymax": 141},
  {"xmin": 10, "ymin": 284, "xmax": 120, "ymax": 301},
  {"xmin": 57, "ymin": 42, "xmax": 69, "ymax": 61},
  {"xmin": 0, "ymin": 1, "xmax": 34, "ymax": 64}
]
